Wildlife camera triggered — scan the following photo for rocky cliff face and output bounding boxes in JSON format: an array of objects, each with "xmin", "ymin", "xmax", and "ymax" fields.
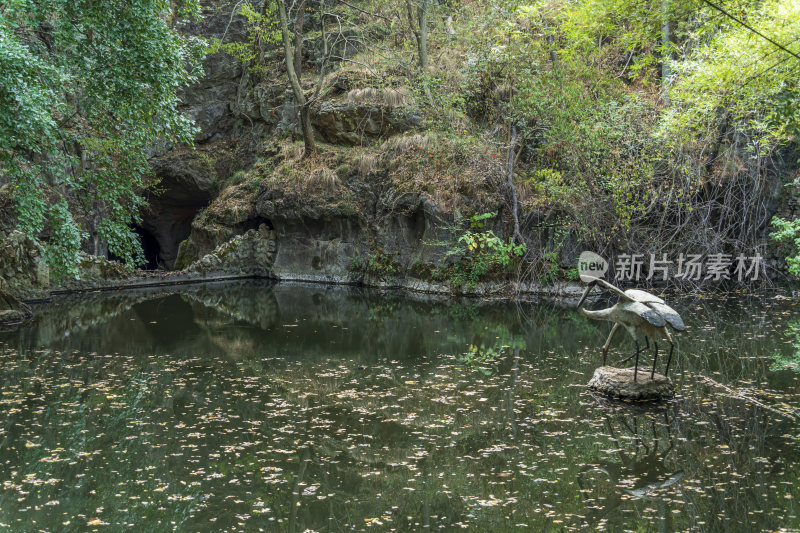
[
  {"xmin": 158, "ymin": 1, "xmax": 466, "ymax": 285},
  {"xmin": 2, "ymin": 0, "xmax": 793, "ymax": 301},
  {"xmin": 160, "ymin": 2, "xmax": 797, "ymax": 289},
  {"xmin": 136, "ymin": 0, "xmax": 283, "ymax": 270},
  {"xmin": 176, "ymin": 165, "xmax": 462, "ymax": 286},
  {"xmin": 187, "ymin": 224, "xmax": 277, "ymax": 277}
]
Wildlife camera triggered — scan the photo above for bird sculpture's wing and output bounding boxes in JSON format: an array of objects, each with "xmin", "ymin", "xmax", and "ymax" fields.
[
  {"xmin": 646, "ymin": 301, "xmax": 686, "ymax": 331},
  {"xmin": 622, "ymin": 301, "xmax": 667, "ymax": 327},
  {"xmin": 623, "ymin": 289, "xmax": 665, "ymax": 304}
]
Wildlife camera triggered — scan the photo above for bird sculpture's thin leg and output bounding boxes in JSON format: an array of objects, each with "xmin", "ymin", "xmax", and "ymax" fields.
[
  {"xmin": 634, "ymin": 340, "xmax": 640, "ymax": 382},
  {"xmin": 602, "ymin": 323, "xmax": 620, "ymax": 366},
  {"xmin": 664, "ymin": 342, "xmax": 675, "ymax": 377},
  {"xmin": 651, "ymin": 341, "xmax": 659, "ymax": 379}
]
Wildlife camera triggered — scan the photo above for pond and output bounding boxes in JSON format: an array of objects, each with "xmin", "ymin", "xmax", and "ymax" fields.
[{"xmin": 0, "ymin": 281, "xmax": 798, "ymax": 532}]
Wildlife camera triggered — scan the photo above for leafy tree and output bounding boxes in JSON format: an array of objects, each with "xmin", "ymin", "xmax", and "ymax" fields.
[
  {"xmin": 467, "ymin": 0, "xmax": 799, "ymax": 273},
  {"xmin": 0, "ymin": 0, "xmax": 205, "ymax": 277},
  {"xmin": 659, "ymin": 0, "xmax": 800, "ymax": 270},
  {"xmin": 662, "ymin": 0, "xmax": 800, "ymax": 150}
]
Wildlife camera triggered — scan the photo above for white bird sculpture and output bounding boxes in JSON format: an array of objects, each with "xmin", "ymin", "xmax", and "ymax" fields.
[{"xmin": 577, "ymin": 276, "xmax": 685, "ymax": 381}]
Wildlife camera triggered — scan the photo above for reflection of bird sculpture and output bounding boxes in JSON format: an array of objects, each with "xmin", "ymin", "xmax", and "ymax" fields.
[
  {"xmin": 577, "ymin": 276, "xmax": 685, "ymax": 380},
  {"xmin": 576, "ymin": 410, "xmax": 681, "ymax": 527}
]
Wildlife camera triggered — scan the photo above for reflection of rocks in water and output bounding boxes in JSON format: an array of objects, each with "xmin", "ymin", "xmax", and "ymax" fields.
[
  {"xmin": 0, "ymin": 281, "xmax": 600, "ymax": 372},
  {"xmin": 181, "ymin": 281, "xmax": 279, "ymax": 330},
  {"xmin": 3, "ymin": 280, "xmax": 595, "ymax": 365},
  {"xmin": 1, "ymin": 287, "xmax": 220, "ymax": 355},
  {"xmin": 6, "ymin": 292, "xmax": 161, "ymax": 349},
  {"xmin": 578, "ymin": 404, "xmax": 679, "ymax": 530},
  {"xmin": 179, "ymin": 281, "xmax": 280, "ymax": 359}
]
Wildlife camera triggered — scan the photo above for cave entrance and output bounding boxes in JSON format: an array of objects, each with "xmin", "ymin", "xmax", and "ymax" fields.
[
  {"xmin": 134, "ymin": 226, "xmax": 162, "ymax": 270},
  {"xmin": 255, "ymin": 217, "xmax": 274, "ymax": 231}
]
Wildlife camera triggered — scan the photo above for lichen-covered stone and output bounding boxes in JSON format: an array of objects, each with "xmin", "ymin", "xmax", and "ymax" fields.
[
  {"xmin": 75, "ymin": 254, "xmax": 131, "ymax": 282},
  {"xmin": 53, "ymin": 253, "xmax": 133, "ymax": 291},
  {"xmin": 174, "ymin": 238, "xmax": 200, "ymax": 271},
  {"xmin": 0, "ymin": 231, "xmax": 49, "ymax": 300},
  {"xmin": 587, "ymin": 366, "xmax": 675, "ymax": 401},
  {"xmin": 187, "ymin": 224, "xmax": 276, "ymax": 276},
  {"xmin": 312, "ymin": 102, "xmax": 421, "ymax": 144}
]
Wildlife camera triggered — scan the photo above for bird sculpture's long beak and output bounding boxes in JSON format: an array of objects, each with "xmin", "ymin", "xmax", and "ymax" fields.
[{"xmin": 577, "ymin": 281, "xmax": 596, "ymax": 309}]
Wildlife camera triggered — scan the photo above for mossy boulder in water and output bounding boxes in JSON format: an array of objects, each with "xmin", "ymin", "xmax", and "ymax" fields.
[{"xmin": 587, "ymin": 366, "xmax": 675, "ymax": 401}]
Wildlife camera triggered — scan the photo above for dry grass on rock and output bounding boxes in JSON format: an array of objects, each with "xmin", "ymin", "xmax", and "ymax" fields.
[
  {"xmin": 262, "ymin": 142, "xmax": 350, "ymax": 203},
  {"xmin": 376, "ymin": 132, "xmax": 506, "ymax": 214},
  {"xmin": 345, "ymin": 87, "xmax": 411, "ymax": 108},
  {"xmin": 198, "ymin": 181, "xmax": 259, "ymax": 228}
]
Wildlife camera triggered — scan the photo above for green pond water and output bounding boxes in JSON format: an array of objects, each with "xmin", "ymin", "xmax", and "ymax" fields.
[{"xmin": 0, "ymin": 281, "xmax": 798, "ymax": 532}]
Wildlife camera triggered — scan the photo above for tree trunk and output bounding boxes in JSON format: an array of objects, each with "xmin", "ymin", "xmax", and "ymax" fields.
[
  {"xmin": 661, "ymin": 0, "xmax": 672, "ymax": 86},
  {"xmin": 418, "ymin": 0, "xmax": 429, "ymax": 72},
  {"xmin": 406, "ymin": 0, "xmax": 432, "ymax": 100},
  {"xmin": 507, "ymin": 125, "xmax": 522, "ymax": 243},
  {"xmin": 277, "ymin": 0, "xmax": 316, "ymax": 156},
  {"xmin": 300, "ymin": 105, "xmax": 315, "ymax": 156},
  {"xmin": 294, "ymin": 0, "xmax": 306, "ymax": 81}
]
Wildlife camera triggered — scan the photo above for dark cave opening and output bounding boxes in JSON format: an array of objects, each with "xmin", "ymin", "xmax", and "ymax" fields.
[
  {"xmin": 250, "ymin": 216, "xmax": 274, "ymax": 231},
  {"xmin": 134, "ymin": 226, "xmax": 162, "ymax": 270}
]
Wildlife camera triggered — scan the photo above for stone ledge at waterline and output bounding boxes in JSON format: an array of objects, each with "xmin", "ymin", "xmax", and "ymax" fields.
[
  {"xmin": 0, "ymin": 288, "xmax": 32, "ymax": 327},
  {"xmin": 587, "ymin": 366, "xmax": 675, "ymax": 401},
  {"xmin": 0, "ymin": 224, "xmax": 592, "ymax": 300}
]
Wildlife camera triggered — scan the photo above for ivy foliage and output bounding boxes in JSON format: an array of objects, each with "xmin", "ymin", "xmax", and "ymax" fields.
[
  {"xmin": 771, "ymin": 217, "xmax": 800, "ymax": 277},
  {"xmin": 0, "ymin": 0, "xmax": 205, "ymax": 277}
]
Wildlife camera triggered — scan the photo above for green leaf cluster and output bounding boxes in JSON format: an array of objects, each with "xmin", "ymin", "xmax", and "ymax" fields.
[
  {"xmin": 208, "ymin": 2, "xmax": 281, "ymax": 76},
  {"xmin": 771, "ymin": 216, "xmax": 800, "ymax": 277},
  {"xmin": 0, "ymin": 0, "xmax": 205, "ymax": 277},
  {"xmin": 772, "ymin": 320, "xmax": 800, "ymax": 372},
  {"xmin": 449, "ymin": 212, "xmax": 527, "ymax": 288}
]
